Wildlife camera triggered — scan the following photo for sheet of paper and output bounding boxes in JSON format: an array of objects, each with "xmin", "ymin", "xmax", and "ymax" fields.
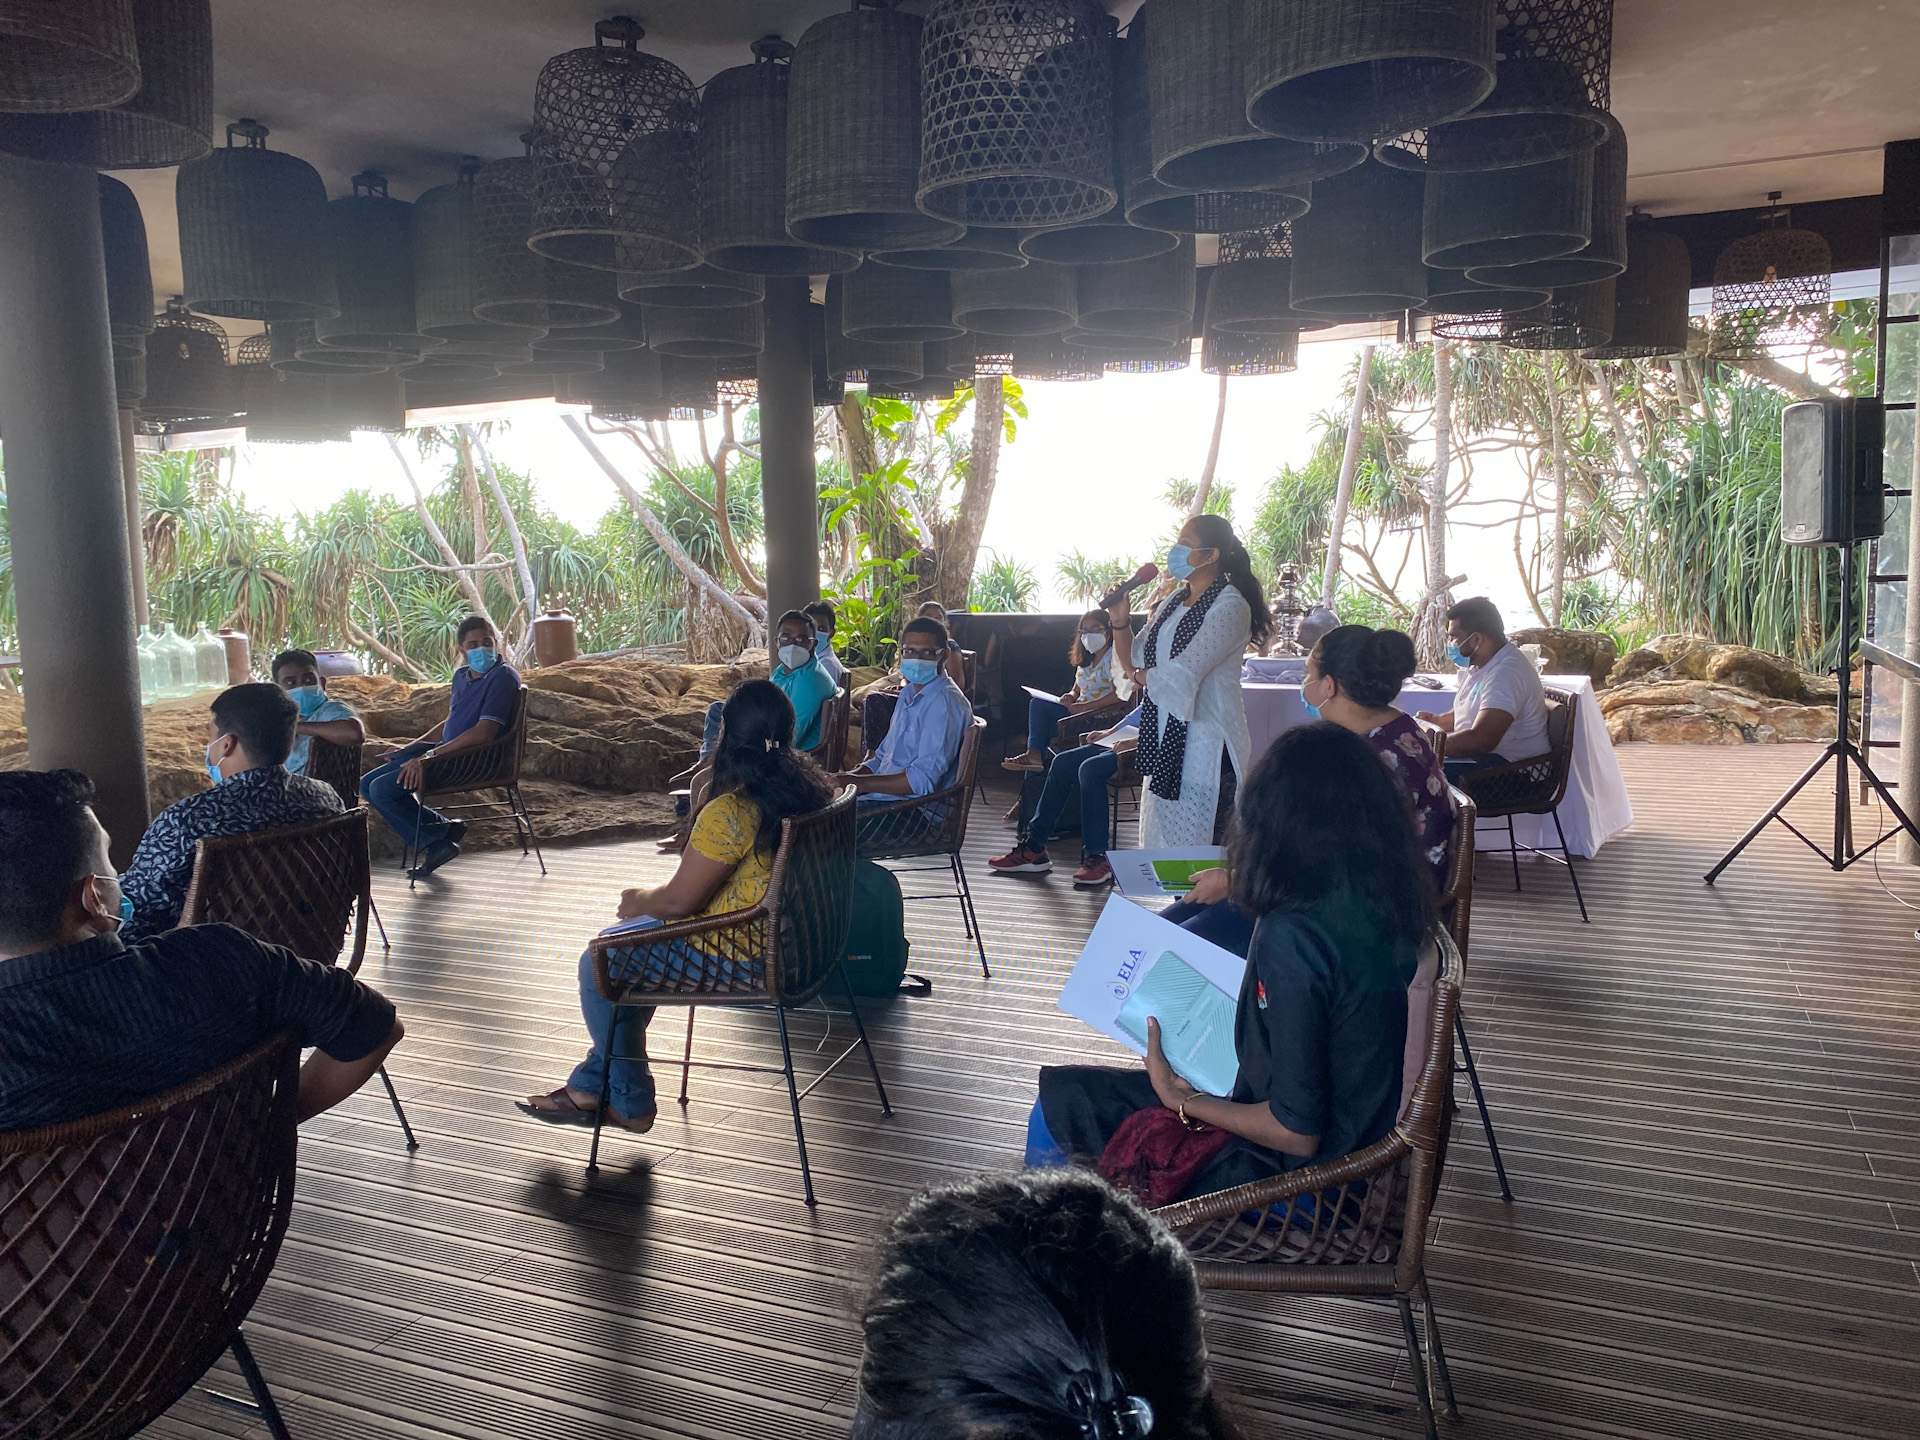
[
  {"xmin": 1096, "ymin": 724, "xmax": 1139, "ymax": 750},
  {"xmin": 1106, "ymin": 846, "xmax": 1228, "ymax": 898},
  {"xmin": 1057, "ymin": 894, "xmax": 1248, "ymax": 1096},
  {"xmin": 1022, "ymin": 684, "xmax": 1064, "ymax": 703}
]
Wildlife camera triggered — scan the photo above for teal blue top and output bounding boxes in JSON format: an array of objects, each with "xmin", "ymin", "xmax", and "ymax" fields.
[{"xmin": 773, "ymin": 657, "xmax": 839, "ymax": 752}]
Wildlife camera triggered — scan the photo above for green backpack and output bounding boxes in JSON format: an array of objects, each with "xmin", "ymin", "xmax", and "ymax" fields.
[{"xmin": 841, "ymin": 860, "xmax": 930, "ymax": 997}]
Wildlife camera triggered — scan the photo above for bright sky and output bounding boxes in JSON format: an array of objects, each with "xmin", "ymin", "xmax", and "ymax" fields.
[{"xmin": 224, "ymin": 335, "xmax": 1543, "ymax": 631}]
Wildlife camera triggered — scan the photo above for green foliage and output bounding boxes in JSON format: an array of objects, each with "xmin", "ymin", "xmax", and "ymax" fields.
[
  {"xmin": 1329, "ymin": 578, "xmax": 1412, "ymax": 631},
  {"xmin": 821, "ymin": 455, "xmax": 923, "ymax": 665},
  {"xmin": 1056, "ymin": 551, "xmax": 1139, "ymax": 608},
  {"xmin": 969, "ymin": 550, "xmax": 1038, "ymax": 613}
]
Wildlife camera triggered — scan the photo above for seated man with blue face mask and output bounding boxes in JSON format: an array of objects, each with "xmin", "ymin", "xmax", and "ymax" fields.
[
  {"xmin": 119, "ymin": 683, "xmax": 345, "ymax": 941},
  {"xmin": 832, "ymin": 616, "xmax": 972, "ymax": 842},
  {"xmin": 271, "ymin": 649, "xmax": 366, "ymax": 777},
  {"xmin": 359, "ymin": 616, "xmax": 522, "ymax": 878}
]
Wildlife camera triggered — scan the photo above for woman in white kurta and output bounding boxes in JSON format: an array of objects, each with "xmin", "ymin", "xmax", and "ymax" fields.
[{"xmin": 1110, "ymin": 514, "xmax": 1272, "ymax": 848}]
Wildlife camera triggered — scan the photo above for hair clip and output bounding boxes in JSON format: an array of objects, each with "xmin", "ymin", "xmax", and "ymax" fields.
[{"xmin": 1069, "ymin": 1377, "xmax": 1154, "ymax": 1440}]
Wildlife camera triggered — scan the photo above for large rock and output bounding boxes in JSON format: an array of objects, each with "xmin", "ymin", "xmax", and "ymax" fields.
[
  {"xmin": 1599, "ymin": 679, "xmax": 1852, "ymax": 744},
  {"xmin": 1605, "ymin": 635, "xmax": 1830, "ymax": 702},
  {"xmin": 1510, "ymin": 627, "xmax": 1618, "ymax": 685}
]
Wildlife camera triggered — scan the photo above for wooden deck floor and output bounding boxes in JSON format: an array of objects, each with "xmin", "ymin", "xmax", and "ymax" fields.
[{"xmin": 146, "ymin": 743, "xmax": 1920, "ymax": 1440}]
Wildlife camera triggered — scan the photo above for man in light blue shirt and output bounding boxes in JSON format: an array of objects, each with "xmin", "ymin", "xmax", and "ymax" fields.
[
  {"xmin": 272, "ymin": 649, "xmax": 365, "ymax": 778},
  {"xmin": 834, "ymin": 618, "xmax": 971, "ymax": 841}
]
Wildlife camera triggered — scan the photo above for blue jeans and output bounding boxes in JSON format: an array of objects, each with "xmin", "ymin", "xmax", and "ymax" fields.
[
  {"xmin": 1444, "ymin": 752, "xmax": 1507, "ymax": 782},
  {"xmin": 700, "ymin": 701, "xmax": 725, "ymax": 759},
  {"xmin": 1027, "ymin": 697, "xmax": 1070, "ymax": 752},
  {"xmin": 1162, "ymin": 898, "xmax": 1257, "ymax": 959},
  {"xmin": 1028, "ymin": 743, "xmax": 1119, "ymax": 855},
  {"xmin": 359, "ymin": 740, "xmax": 450, "ymax": 848},
  {"xmin": 566, "ymin": 916, "xmax": 747, "ymax": 1119}
]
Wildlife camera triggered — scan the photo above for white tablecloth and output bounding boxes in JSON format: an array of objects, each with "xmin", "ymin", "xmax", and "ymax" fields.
[{"xmin": 1241, "ymin": 673, "xmax": 1634, "ymax": 857}]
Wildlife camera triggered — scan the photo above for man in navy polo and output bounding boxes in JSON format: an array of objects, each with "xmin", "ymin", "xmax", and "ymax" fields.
[{"xmin": 360, "ymin": 616, "xmax": 522, "ymax": 878}]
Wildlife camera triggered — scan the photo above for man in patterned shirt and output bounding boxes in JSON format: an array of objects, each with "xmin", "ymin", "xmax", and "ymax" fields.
[{"xmin": 120, "ymin": 682, "xmax": 344, "ymax": 941}]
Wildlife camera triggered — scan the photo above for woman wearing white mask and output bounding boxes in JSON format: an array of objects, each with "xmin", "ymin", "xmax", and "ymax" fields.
[
  {"xmin": 1001, "ymin": 608, "xmax": 1131, "ymax": 773},
  {"xmin": 1107, "ymin": 514, "xmax": 1269, "ymax": 849}
]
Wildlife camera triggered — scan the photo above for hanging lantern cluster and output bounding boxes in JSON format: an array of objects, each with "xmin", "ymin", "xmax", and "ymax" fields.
[{"xmin": 1709, "ymin": 193, "xmax": 1832, "ymax": 360}]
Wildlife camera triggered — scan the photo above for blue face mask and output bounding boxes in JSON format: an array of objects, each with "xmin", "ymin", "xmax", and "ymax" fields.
[
  {"xmin": 465, "ymin": 645, "xmax": 497, "ymax": 675},
  {"xmin": 1447, "ymin": 641, "xmax": 1470, "ymax": 669},
  {"xmin": 1301, "ymin": 675, "xmax": 1324, "ymax": 720},
  {"xmin": 900, "ymin": 657, "xmax": 939, "ymax": 687},
  {"xmin": 289, "ymin": 683, "xmax": 327, "ymax": 718},
  {"xmin": 119, "ymin": 894, "xmax": 134, "ymax": 923},
  {"xmin": 205, "ymin": 740, "xmax": 226, "ymax": 786},
  {"xmin": 1166, "ymin": 544, "xmax": 1195, "ymax": 581}
]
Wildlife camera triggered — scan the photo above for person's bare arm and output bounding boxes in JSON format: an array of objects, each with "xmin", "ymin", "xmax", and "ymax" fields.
[
  {"xmin": 839, "ymin": 770, "xmax": 914, "ymax": 797},
  {"xmin": 1145, "ymin": 1018, "xmax": 1317, "ymax": 1156},
  {"xmin": 1185, "ymin": 866, "xmax": 1231, "ymax": 907},
  {"xmin": 297, "ymin": 1018, "xmax": 404, "ymax": 1122},
  {"xmin": 1445, "ymin": 707, "xmax": 1514, "ymax": 757},
  {"xmin": 299, "ymin": 717, "xmax": 365, "ymax": 747},
  {"xmin": 616, "ymin": 844, "xmax": 733, "ymax": 922},
  {"xmin": 1413, "ymin": 709, "xmax": 1457, "ymax": 733},
  {"xmin": 399, "ymin": 717, "xmax": 503, "ymax": 790}
]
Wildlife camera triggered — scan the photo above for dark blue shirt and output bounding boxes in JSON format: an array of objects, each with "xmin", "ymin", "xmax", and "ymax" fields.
[
  {"xmin": 445, "ymin": 661, "xmax": 522, "ymax": 742},
  {"xmin": 0, "ymin": 925, "xmax": 396, "ymax": 1131}
]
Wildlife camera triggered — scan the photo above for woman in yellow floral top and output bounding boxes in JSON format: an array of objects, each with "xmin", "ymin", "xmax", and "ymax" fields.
[{"xmin": 518, "ymin": 680, "xmax": 835, "ymax": 1133}]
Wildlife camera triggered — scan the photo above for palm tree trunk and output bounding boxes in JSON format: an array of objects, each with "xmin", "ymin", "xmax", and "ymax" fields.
[
  {"xmin": 461, "ymin": 425, "xmax": 542, "ymax": 662},
  {"xmin": 1546, "ymin": 355, "xmax": 1569, "ymax": 627},
  {"xmin": 1322, "ymin": 344, "xmax": 1375, "ymax": 609},
  {"xmin": 1188, "ymin": 372, "xmax": 1229, "ymax": 517},
  {"xmin": 1419, "ymin": 337, "xmax": 1454, "ymax": 667},
  {"xmin": 384, "ymin": 435, "xmax": 498, "ymax": 632},
  {"xmin": 936, "ymin": 377, "xmax": 1006, "ymax": 606}
]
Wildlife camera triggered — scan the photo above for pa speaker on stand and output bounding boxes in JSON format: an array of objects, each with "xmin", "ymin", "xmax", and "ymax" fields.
[{"xmin": 1706, "ymin": 395, "xmax": 1918, "ymax": 881}]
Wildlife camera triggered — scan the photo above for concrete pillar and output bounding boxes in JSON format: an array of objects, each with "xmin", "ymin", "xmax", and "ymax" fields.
[
  {"xmin": 757, "ymin": 275, "xmax": 820, "ymax": 630},
  {"xmin": 118, "ymin": 408, "xmax": 149, "ymax": 624},
  {"xmin": 0, "ymin": 155, "xmax": 149, "ymax": 863},
  {"xmin": 1898, "ymin": 416, "xmax": 1920, "ymax": 864}
]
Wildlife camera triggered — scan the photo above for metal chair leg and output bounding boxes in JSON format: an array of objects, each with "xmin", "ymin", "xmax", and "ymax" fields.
[
  {"xmin": 679, "ymin": 1006, "xmax": 696, "ymax": 1106},
  {"xmin": 228, "ymin": 1328, "xmax": 295, "ymax": 1440},
  {"xmin": 369, "ymin": 896, "xmax": 391, "ymax": 951},
  {"xmin": 1396, "ymin": 1294, "xmax": 1440, "ymax": 1440},
  {"xmin": 1552, "ymin": 809, "xmax": 1589, "ymax": 923},
  {"xmin": 775, "ymin": 1005, "xmax": 817, "ymax": 1207},
  {"xmin": 837, "ymin": 964, "xmax": 894, "ymax": 1115},
  {"xmin": 376, "ymin": 1065, "xmax": 419, "ymax": 1151},
  {"xmin": 513, "ymin": 784, "xmax": 548, "ymax": 875},
  {"xmin": 1454, "ymin": 1011, "xmax": 1511, "ymax": 1201},
  {"xmin": 953, "ymin": 854, "xmax": 990, "ymax": 979},
  {"xmin": 1506, "ymin": 814, "xmax": 1522, "ymax": 892},
  {"xmin": 586, "ymin": 1004, "xmax": 621, "ymax": 1173},
  {"xmin": 1417, "ymin": 1277, "xmax": 1461, "ymax": 1422}
]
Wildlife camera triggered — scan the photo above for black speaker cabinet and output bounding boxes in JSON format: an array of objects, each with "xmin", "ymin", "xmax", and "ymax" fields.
[{"xmin": 1781, "ymin": 396, "xmax": 1885, "ymax": 546}]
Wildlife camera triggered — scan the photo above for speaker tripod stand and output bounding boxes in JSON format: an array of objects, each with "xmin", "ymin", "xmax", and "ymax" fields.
[{"xmin": 1706, "ymin": 542, "xmax": 1920, "ymax": 882}]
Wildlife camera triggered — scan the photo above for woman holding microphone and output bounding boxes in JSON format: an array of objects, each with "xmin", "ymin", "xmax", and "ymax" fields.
[{"xmin": 1111, "ymin": 513, "xmax": 1270, "ymax": 849}]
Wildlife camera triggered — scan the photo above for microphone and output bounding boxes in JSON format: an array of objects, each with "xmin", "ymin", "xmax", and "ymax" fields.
[{"xmin": 1099, "ymin": 562, "xmax": 1160, "ymax": 610}]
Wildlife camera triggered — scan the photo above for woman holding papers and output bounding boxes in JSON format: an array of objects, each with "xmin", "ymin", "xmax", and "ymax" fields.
[
  {"xmin": 1109, "ymin": 514, "xmax": 1268, "ymax": 849},
  {"xmin": 1031, "ymin": 724, "xmax": 1431, "ymax": 1202},
  {"xmin": 1001, "ymin": 608, "xmax": 1129, "ymax": 773}
]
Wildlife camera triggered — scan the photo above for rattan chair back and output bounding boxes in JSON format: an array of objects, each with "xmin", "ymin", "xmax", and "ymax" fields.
[
  {"xmin": 305, "ymin": 734, "xmax": 364, "ymax": 810},
  {"xmin": 1154, "ymin": 927, "xmax": 1462, "ymax": 1296},
  {"xmin": 808, "ymin": 688, "xmax": 851, "ymax": 771},
  {"xmin": 1456, "ymin": 685, "xmax": 1577, "ymax": 817},
  {"xmin": 421, "ymin": 683, "xmax": 530, "ymax": 797},
  {"xmin": 1438, "ymin": 786, "xmax": 1477, "ymax": 959},
  {"xmin": 591, "ymin": 788, "xmax": 857, "ymax": 1011},
  {"xmin": 179, "ymin": 807, "xmax": 371, "ymax": 976},
  {"xmin": 855, "ymin": 716, "xmax": 985, "ymax": 860},
  {"xmin": 0, "ymin": 1031, "xmax": 301, "ymax": 1437}
]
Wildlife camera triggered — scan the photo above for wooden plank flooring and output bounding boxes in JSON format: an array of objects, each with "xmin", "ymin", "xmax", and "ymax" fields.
[{"xmin": 145, "ymin": 743, "xmax": 1920, "ymax": 1440}]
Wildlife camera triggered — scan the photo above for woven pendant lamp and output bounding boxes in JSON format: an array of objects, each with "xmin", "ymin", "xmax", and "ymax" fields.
[
  {"xmin": 1466, "ymin": 109, "xmax": 1625, "ymax": 288},
  {"xmin": 1421, "ymin": 267, "xmax": 1548, "ymax": 316},
  {"xmin": 293, "ymin": 324, "xmax": 414, "ymax": 370},
  {"xmin": 644, "ymin": 301, "xmax": 765, "ymax": 359},
  {"xmin": 435, "ymin": 338, "xmax": 533, "ymax": 367},
  {"xmin": 0, "ymin": 0, "xmax": 209, "ymax": 165},
  {"xmin": 142, "ymin": 299, "xmax": 230, "ymax": 422},
  {"xmin": 953, "ymin": 261, "xmax": 1078, "ymax": 336},
  {"xmin": 1146, "ymin": 0, "xmax": 1362, "ymax": 191},
  {"xmin": 317, "ymin": 171, "xmax": 437, "ymax": 354},
  {"xmin": 1063, "ymin": 323, "xmax": 1183, "ymax": 353},
  {"xmin": 1583, "ymin": 221, "xmax": 1690, "ymax": 359},
  {"xmin": 114, "ymin": 348, "xmax": 146, "ymax": 408},
  {"xmin": 328, "ymin": 368, "xmax": 407, "ymax": 432},
  {"xmin": 1243, "ymin": 0, "xmax": 1496, "ymax": 145},
  {"xmin": 1020, "ymin": 208, "xmax": 1178, "ymax": 265},
  {"xmin": 0, "ymin": 0, "xmax": 140, "ymax": 113},
  {"xmin": 873, "ymin": 228, "xmax": 1028, "ymax": 272},
  {"xmin": 473, "ymin": 150, "xmax": 622, "ymax": 330},
  {"xmin": 713, "ymin": 357, "xmax": 759, "ymax": 405},
  {"xmin": 1291, "ymin": 162, "xmax": 1426, "ymax": 316},
  {"xmin": 1108, "ymin": 350, "xmax": 1191, "ymax": 373},
  {"xmin": 699, "ymin": 37, "xmax": 858, "ymax": 277},
  {"xmin": 563, "ymin": 344, "xmax": 666, "ymax": 406},
  {"xmin": 825, "ymin": 276, "xmax": 924, "ymax": 382},
  {"xmin": 499, "ymin": 351, "xmax": 605, "ymax": 377},
  {"xmin": 400, "ymin": 356, "xmax": 500, "ymax": 386},
  {"xmin": 1012, "ymin": 333, "xmax": 1104, "ymax": 382},
  {"xmin": 657, "ymin": 355, "xmax": 719, "ymax": 419},
  {"xmin": 236, "ymin": 333, "xmax": 337, "ymax": 438},
  {"xmin": 619, "ymin": 263, "xmax": 764, "ymax": 309},
  {"xmin": 100, "ymin": 175, "xmax": 154, "ymax": 357},
  {"xmin": 918, "ymin": 0, "xmax": 1117, "ymax": 229},
  {"xmin": 528, "ymin": 17, "xmax": 699, "ymax": 273},
  {"xmin": 788, "ymin": 1, "xmax": 963, "ymax": 252},
  {"xmin": 844, "ymin": 265, "xmax": 961, "ymax": 343},
  {"xmin": 1422, "ymin": 144, "xmax": 1592, "ymax": 271},
  {"xmin": 1204, "ymin": 329, "xmax": 1297, "ymax": 374},
  {"xmin": 810, "ymin": 300, "xmax": 848, "ymax": 405},
  {"xmin": 414, "ymin": 161, "xmax": 547, "ymax": 346},
  {"xmin": 533, "ymin": 303, "xmax": 645, "ymax": 354},
  {"xmin": 1417, "ymin": 0, "xmax": 1612, "ymax": 172},
  {"xmin": 1205, "ymin": 224, "xmax": 1307, "ymax": 335},
  {"xmin": 1078, "ymin": 235, "xmax": 1195, "ymax": 336},
  {"xmin": 1503, "ymin": 278, "xmax": 1613, "ymax": 350},
  {"xmin": 177, "ymin": 119, "xmax": 337, "ymax": 322},
  {"xmin": 926, "ymin": 335, "xmax": 974, "ymax": 381},
  {"xmin": 1710, "ymin": 193, "xmax": 1831, "ymax": 360},
  {"xmin": 267, "ymin": 320, "xmax": 384, "ymax": 375}
]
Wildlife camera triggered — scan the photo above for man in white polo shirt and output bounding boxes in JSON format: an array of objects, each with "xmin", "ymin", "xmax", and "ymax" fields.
[{"xmin": 1415, "ymin": 596, "xmax": 1550, "ymax": 781}]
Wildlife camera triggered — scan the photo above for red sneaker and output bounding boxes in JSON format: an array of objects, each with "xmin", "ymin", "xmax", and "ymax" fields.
[
  {"xmin": 1072, "ymin": 856, "xmax": 1114, "ymax": 889},
  {"xmin": 988, "ymin": 844, "xmax": 1052, "ymax": 874}
]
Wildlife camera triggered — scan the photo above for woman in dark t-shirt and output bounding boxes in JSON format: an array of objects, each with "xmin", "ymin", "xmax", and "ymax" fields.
[{"xmin": 1033, "ymin": 723, "xmax": 1434, "ymax": 1202}]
